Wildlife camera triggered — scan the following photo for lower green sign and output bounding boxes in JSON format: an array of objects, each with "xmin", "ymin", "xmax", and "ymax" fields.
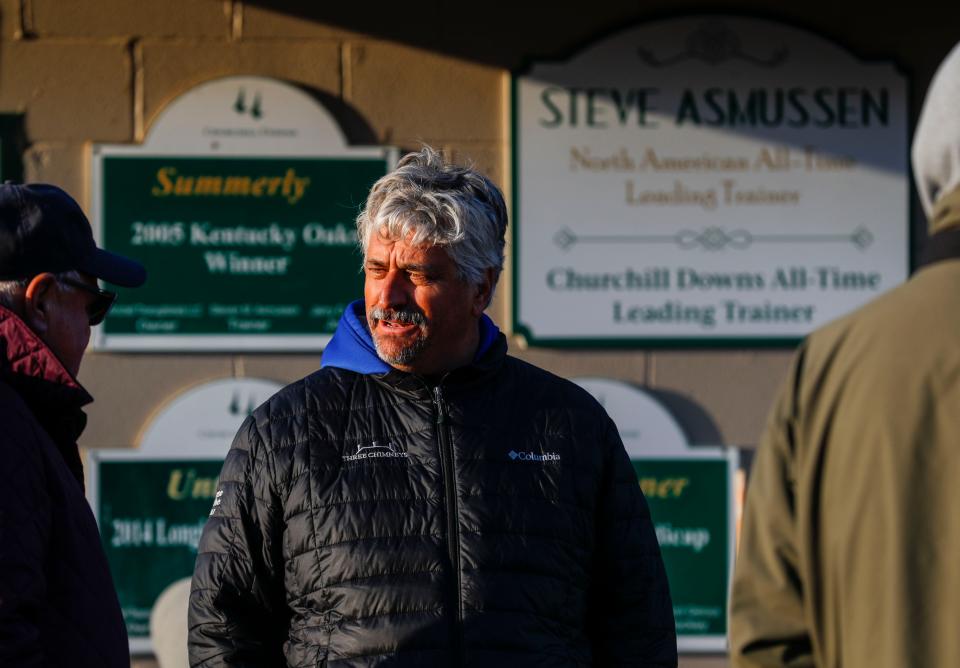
[
  {"xmin": 92, "ymin": 456, "xmax": 223, "ymax": 648},
  {"xmin": 93, "ymin": 451, "xmax": 733, "ymax": 652},
  {"xmin": 631, "ymin": 453, "xmax": 735, "ymax": 651}
]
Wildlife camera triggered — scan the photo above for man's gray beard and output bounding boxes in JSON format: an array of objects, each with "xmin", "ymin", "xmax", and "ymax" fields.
[{"xmin": 372, "ymin": 331, "xmax": 429, "ymax": 366}]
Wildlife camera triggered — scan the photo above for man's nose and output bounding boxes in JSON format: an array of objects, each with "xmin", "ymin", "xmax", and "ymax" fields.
[{"xmin": 376, "ymin": 269, "xmax": 410, "ymax": 309}]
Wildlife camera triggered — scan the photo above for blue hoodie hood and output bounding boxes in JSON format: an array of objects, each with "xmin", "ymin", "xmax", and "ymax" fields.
[{"xmin": 321, "ymin": 300, "xmax": 501, "ymax": 375}]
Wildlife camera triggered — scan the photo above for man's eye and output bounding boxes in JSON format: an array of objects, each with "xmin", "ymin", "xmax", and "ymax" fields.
[{"xmin": 366, "ymin": 267, "xmax": 387, "ymax": 277}]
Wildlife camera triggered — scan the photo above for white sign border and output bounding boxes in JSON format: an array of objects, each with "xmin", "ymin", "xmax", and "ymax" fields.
[{"xmin": 509, "ymin": 17, "xmax": 910, "ymax": 348}]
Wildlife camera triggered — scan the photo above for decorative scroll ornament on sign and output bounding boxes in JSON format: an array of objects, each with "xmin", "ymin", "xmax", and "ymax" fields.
[
  {"xmin": 637, "ymin": 21, "xmax": 789, "ymax": 68},
  {"xmin": 554, "ymin": 226, "xmax": 874, "ymax": 251}
]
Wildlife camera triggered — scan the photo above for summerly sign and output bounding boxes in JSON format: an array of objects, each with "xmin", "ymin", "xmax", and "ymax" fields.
[
  {"xmin": 513, "ymin": 17, "xmax": 908, "ymax": 345},
  {"xmin": 92, "ymin": 76, "xmax": 395, "ymax": 351}
]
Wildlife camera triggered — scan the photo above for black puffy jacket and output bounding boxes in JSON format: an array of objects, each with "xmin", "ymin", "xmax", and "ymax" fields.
[{"xmin": 190, "ymin": 309, "xmax": 676, "ymax": 667}]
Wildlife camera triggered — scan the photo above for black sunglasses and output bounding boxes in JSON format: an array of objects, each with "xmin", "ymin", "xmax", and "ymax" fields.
[{"xmin": 59, "ymin": 276, "xmax": 118, "ymax": 326}]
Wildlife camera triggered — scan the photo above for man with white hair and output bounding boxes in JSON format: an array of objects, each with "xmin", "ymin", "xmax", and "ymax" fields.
[
  {"xmin": 189, "ymin": 147, "xmax": 677, "ymax": 666},
  {"xmin": 730, "ymin": 43, "xmax": 960, "ymax": 668}
]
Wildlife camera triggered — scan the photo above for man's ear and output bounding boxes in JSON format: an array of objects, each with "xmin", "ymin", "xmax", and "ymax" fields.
[
  {"xmin": 23, "ymin": 273, "xmax": 57, "ymax": 336},
  {"xmin": 471, "ymin": 267, "xmax": 498, "ymax": 317}
]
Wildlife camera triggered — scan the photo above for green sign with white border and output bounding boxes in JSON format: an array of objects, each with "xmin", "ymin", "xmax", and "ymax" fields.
[
  {"xmin": 88, "ymin": 377, "xmax": 281, "ymax": 653},
  {"xmin": 573, "ymin": 378, "xmax": 736, "ymax": 651},
  {"xmin": 96, "ymin": 154, "xmax": 383, "ymax": 343},
  {"xmin": 631, "ymin": 450, "xmax": 737, "ymax": 650},
  {"xmin": 89, "ymin": 453, "xmax": 223, "ymax": 645},
  {"xmin": 91, "ymin": 75, "xmax": 395, "ymax": 351}
]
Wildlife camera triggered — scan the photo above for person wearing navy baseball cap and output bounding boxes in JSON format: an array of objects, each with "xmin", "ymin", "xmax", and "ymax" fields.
[
  {"xmin": 0, "ymin": 182, "xmax": 143, "ymax": 667},
  {"xmin": 0, "ymin": 181, "xmax": 146, "ymax": 375}
]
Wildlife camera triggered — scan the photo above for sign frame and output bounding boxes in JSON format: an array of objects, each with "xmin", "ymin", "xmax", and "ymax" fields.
[
  {"xmin": 509, "ymin": 16, "xmax": 910, "ymax": 348},
  {"xmin": 90, "ymin": 147, "xmax": 392, "ymax": 351},
  {"xmin": 631, "ymin": 447, "xmax": 738, "ymax": 652},
  {"xmin": 88, "ymin": 450, "xmax": 224, "ymax": 655},
  {"xmin": 90, "ymin": 75, "xmax": 397, "ymax": 352},
  {"xmin": 87, "ymin": 376, "xmax": 281, "ymax": 653}
]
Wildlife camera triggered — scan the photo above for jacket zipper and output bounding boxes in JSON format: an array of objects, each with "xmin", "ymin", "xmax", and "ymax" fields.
[{"xmin": 433, "ymin": 385, "xmax": 463, "ymax": 664}]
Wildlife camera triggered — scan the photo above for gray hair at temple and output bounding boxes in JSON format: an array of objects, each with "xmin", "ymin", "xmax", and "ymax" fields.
[
  {"xmin": 0, "ymin": 278, "xmax": 25, "ymax": 309},
  {"xmin": 0, "ymin": 271, "xmax": 82, "ymax": 310},
  {"xmin": 356, "ymin": 146, "xmax": 508, "ymax": 292}
]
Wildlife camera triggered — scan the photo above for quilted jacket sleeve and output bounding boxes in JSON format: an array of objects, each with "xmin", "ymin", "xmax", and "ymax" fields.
[
  {"xmin": 188, "ymin": 415, "xmax": 288, "ymax": 667},
  {"xmin": 0, "ymin": 419, "xmax": 49, "ymax": 667},
  {"xmin": 587, "ymin": 416, "xmax": 678, "ymax": 667},
  {"xmin": 729, "ymin": 351, "xmax": 814, "ymax": 667}
]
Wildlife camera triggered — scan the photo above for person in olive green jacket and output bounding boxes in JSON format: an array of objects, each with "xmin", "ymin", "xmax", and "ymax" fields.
[{"xmin": 730, "ymin": 42, "xmax": 960, "ymax": 668}]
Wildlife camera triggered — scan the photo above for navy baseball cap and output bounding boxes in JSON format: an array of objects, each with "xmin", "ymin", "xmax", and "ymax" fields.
[{"xmin": 0, "ymin": 182, "xmax": 146, "ymax": 287}]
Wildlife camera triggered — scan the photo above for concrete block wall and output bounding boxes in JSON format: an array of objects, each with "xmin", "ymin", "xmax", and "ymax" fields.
[
  {"xmin": 14, "ymin": 0, "xmax": 786, "ymax": 470},
  {"xmin": 2, "ymin": 5, "xmax": 792, "ymax": 666},
  {"xmin": 0, "ymin": 1, "xmax": 519, "ymax": 461},
  {"xmin": 17, "ymin": 2, "xmax": 949, "ymax": 666}
]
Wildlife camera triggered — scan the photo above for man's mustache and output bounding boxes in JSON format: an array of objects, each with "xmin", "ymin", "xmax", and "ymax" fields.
[{"xmin": 369, "ymin": 306, "xmax": 427, "ymax": 326}]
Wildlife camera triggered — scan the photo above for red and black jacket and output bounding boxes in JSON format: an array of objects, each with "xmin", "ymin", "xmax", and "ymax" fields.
[{"xmin": 0, "ymin": 306, "xmax": 128, "ymax": 667}]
